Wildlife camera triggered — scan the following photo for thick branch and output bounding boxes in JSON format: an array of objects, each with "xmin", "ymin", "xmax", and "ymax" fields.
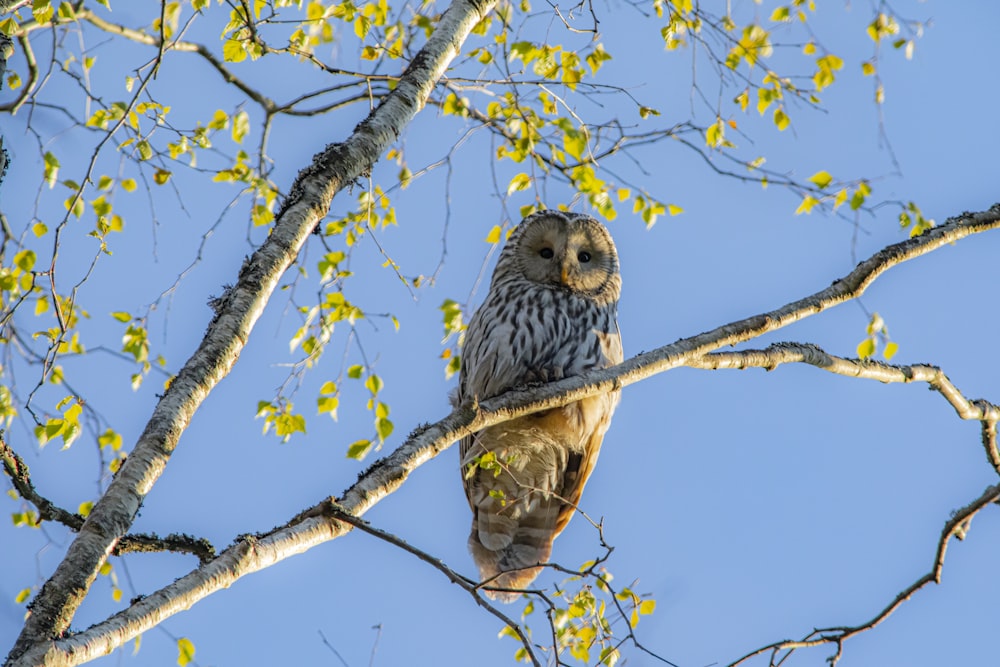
[
  {"xmin": 5, "ymin": 0, "xmax": 498, "ymax": 661},
  {"xmin": 9, "ymin": 205, "xmax": 1000, "ymax": 666}
]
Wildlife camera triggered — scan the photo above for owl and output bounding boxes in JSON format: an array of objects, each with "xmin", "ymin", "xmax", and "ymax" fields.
[{"xmin": 456, "ymin": 209, "xmax": 623, "ymax": 602}]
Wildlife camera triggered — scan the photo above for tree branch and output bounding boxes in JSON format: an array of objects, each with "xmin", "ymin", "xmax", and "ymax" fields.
[
  {"xmin": 1, "ymin": 434, "xmax": 84, "ymax": 529},
  {"xmin": 9, "ymin": 205, "xmax": 1000, "ymax": 666},
  {"xmin": 688, "ymin": 342, "xmax": 1000, "ymax": 424},
  {"xmin": 5, "ymin": 0, "xmax": 499, "ymax": 660},
  {"xmin": 324, "ymin": 504, "xmax": 543, "ymax": 667},
  {"xmin": 1, "ymin": 435, "xmax": 216, "ymax": 563},
  {"xmin": 729, "ymin": 483, "xmax": 1000, "ymax": 667}
]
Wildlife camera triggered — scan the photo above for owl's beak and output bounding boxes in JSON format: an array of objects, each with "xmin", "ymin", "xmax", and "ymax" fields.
[{"xmin": 560, "ymin": 265, "xmax": 570, "ymax": 284}]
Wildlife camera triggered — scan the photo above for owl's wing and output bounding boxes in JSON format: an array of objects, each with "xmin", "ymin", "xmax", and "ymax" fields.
[
  {"xmin": 457, "ymin": 306, "xmax": 514, "ymax": 507},
  {"xmin": 551, "ymin": 391, "xmax": 619, "ymax": 538},
  {"xmin": 552, "ymin": 322, "xmax": 623, "ymax": 536}
]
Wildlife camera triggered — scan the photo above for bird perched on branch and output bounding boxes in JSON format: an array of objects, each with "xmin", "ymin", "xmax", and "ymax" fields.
[{"xmin": 456, "ymin": 209, "xmax": 623, "ymax": 602}]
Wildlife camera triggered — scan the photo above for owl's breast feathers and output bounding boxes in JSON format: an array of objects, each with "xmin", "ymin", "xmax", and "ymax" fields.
[{"xmin": 460, "ymin": 283, "xmax": 621, "ymax": 403}]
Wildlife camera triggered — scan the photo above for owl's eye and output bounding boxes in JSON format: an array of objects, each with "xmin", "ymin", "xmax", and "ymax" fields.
[
  {"xmin": 539, "ymin": 247, "xmax": 554, "ymax": 259},
  {"xmin": 577, "ymin": 250, "xmax": 592, "ymax": 263}
]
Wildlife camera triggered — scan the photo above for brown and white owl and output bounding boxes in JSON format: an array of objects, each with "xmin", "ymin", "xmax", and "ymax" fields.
[{"xmin": 456, "ymin": 209, "xmax": 623, "ymax": 602}]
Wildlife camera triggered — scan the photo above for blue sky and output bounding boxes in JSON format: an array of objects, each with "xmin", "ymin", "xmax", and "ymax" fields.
[{"xmin": 2, "ymin": 2, "xmax": 1000, "ymax": 666}]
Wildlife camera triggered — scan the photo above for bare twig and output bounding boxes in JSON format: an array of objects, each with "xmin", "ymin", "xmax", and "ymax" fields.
[
  {"xmin": 729, "ymin": 484, "xmax": 1000, "ymax": 667},
  {"xmin": 321, "ymin": 503, "xmax": 543, "ymax": 667}
]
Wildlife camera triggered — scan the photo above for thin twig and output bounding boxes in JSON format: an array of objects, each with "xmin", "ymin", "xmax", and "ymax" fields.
[
  {"xmin": 322, "ymin": 503, "xmax": 544, "ymax": 667},
  {"xmin": 729, "ymin": 484, "xmax": 1000, "ymax": 667}
]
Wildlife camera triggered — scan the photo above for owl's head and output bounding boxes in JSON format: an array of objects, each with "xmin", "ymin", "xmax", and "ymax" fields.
[{"xmin": 498, "ymin": 210, "xmax": 621, "ymax": 304}]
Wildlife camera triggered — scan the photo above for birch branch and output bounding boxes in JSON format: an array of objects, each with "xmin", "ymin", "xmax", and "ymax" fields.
[
  {"xmin": 688, "ymin": 342, "xmax": 1000, "ymax": 424},
  {"xmin": 5, "ymin": 0, "xmax": 498, "ymax": 661},
  {"xmin": 9, "ymin": 205, "xmax": 999, "ymax": 667}
]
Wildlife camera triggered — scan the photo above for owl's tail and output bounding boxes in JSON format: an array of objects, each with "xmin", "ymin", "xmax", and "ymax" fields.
[{"xmin": 468, "ymin": 498, "xmax": 561, "ymax": 602}]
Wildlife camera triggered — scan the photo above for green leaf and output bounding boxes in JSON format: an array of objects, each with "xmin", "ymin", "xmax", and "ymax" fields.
[
  {"xmin": 43, "ymin": 152, "xmax": 60, "ymax": 188},
  {"xmin": 32, "ymin": 0, "xmax": 53, "ymax": 24},
  {"xmin": 231, "ymin": 110, "xmax": 250, "ymax": 144},
  {"xmin": 347, "ymin": 365, "xmax": 363, "ymax": 379},
  {"xmin": 506, "ymin": 173, "xmax": 531, "ymax": 195},
  {"xmin": 364, "ymin": 374, "xmax": 383, "ymax": 394},
  {"xmin": 770, "ymin": 6, "xmax": 790, "ymax": 22},
  {"xmin": 99, "ymin": 428, "xmax": 123, "ymax": 450},
  {"xmin": 442, "ymin": 93, "xmax": 467, "ymax": 117},
  {"xmin": 177, "ymin": 637, "xmax": 195, "ymax": 667},
  {"xmin": 223, "ymin": 38, "xmax": 246, "ymax": 63},
  {"xmin": 14, "ymin": 250, "xmax": 36, "ymax": 272},
  {"xmin": 705, "ymin": 118, "xmax": 724, "ymax": 148},
  {"xmin": 857, "ymin": 338, "xmax": 875, "ymax": 359},
  {"xmin": 883, "ymin": 341, "xmax": 899, "ymax": 360},
  {"xmin": 136, "ymin": 140, "xmax": 153, "ymax": 161},
  {"xmin": 563, "ymin": 129, "xmax": 586, "ymax": 161},
  {"xmin": 376, "ymin": 417, "xmax": 393, "ymax": 441},
  {"xmin": 15, "ymin": 588, "xmax": 31, "ymax": 604},
  {"xmin": 346, "ymin": 439, "xmax": 373, "ymax": 460},
  {"xmin": 773, "ymin": 107, "xmax": 790, "ymax": 131},
  {"xmin": 317, "ymin": 395, "xmax": 339, "ymax": 417}
]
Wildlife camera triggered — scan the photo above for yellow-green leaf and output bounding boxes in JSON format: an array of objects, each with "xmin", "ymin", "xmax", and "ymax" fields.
[
  {"xmin": 136, "ymin": 140, "xmax": 153, "ymax": 161},
  {"xmin": 770, "ymin": 6, "xmax": 790, "ymax": 22},
  {"xmin": 177, "ymin": 637, "xmax": 195, "ymax": 667},
  {"xmin": 795, "ymin": 195, "xmax": 819, "ymax": 215},
  {"xmin": 232, "ymin": 111, "xmax": 250, "ymax": 144},
  {"xmin": 485, "ymin": 225, "xmax": 502, "ymax": 244},
  {"xmin": 507, "ymin": 172, "xmax": 532, "ymax": 195},
  {"xmin": 346, "ymin": 439, "xmax": 373, "ymax": 460},
  {"xmin": 32, "ymin": 0, "xmax": 53, "ymax": 24},
  {"xmin": 705, "ymin": 118, "xmax": 724, "ymax": 148},
  {"xmin": 223, "ymin": 38, "xmax": 246, "ymax": 63},
  {"xmin": 14, "ymin": 250, "xmax": 36, "ymax": 272},
  {"xmin": 808, "ymin": 170, "xmax": 833, "ymax": 189},
  {"xmin": 15, "ymin": 588, "xmax": 31, "ymax": 604},
  {"xmin": 857, "ymin": 338, "xmax": 875, "ymax": 359},
  {"xmin": 773, "ymin": 107, "xmax": 790, "ymax": 131},
  {"xmin": 883, "ymin": 341, "xmax": 899, "ymax": 360}
]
